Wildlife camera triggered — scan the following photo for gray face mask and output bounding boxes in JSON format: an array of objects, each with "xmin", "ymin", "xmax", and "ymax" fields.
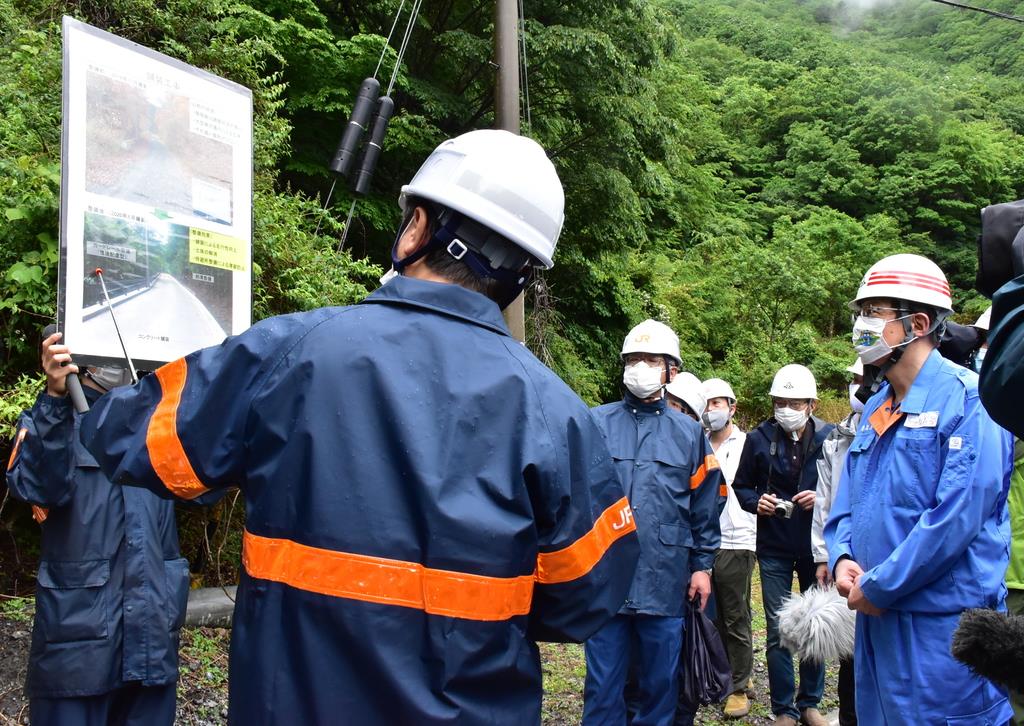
[
  {"xmin": 86, "ymin": 366, "xmax": 133, "ymax": 391},
  {"xmin": 701, "ymin": 408, "xmax": 731, "ymax": 432}
]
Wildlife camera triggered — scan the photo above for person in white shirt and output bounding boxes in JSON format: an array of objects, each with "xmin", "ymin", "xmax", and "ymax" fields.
[
  {"xmin": 812, "ymin": 359, "xmax": 863, "ymax": 726},
  {"xmin": 702, "ymin": 378, "xmax": 755, "ymax": 719}
]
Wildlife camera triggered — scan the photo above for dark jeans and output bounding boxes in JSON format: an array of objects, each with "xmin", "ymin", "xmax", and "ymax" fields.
[
  {"xmin": 758, "ymin": 555, "xmax": 825, "ymax": 719},
  {"xmin": 585, "ymin": 614, "xmax": 684, "ymax": 726},
  {"xmin": 713, "ymin": 548, "xmax": 755, "ymax": 694}
]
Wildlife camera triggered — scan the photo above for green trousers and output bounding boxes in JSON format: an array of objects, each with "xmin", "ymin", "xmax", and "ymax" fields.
[{"xmin": 712, "ymin": 548, "xmax": 756, "ymax": 694}]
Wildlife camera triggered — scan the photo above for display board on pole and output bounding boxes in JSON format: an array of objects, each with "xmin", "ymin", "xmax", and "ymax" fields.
[{"xmin": 59, "ymin": 17, "xmax": 253, "ymax": 371}]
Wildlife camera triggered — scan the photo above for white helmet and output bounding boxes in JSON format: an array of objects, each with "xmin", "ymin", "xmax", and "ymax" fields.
[
  {"xmin": 666, "ymin": 372, "xmax": 706, "ymax": 416},
  {"xmin": 851, "ymin": 253, "xmax": 953, "ymax": 312},
  {"xmin": 846, "ymin": 358, "xmax": 864, "ymax": 376},
  {"xmin": 973, "ymin": 306, "xmax": 992, "ymax": 332},
  {"xmin": 400, "ymin": 129, "xmax": 564, "ymax": 268},
  {"xmin": 702, "ymin": 377, "xmax": 736, "ymax": 402},
  {"xmin": 770, "ymin": 364, "xmax": 818, "ymax": 400},
  {"xmin": 620, "ymin": 320, "xmax": 681, "ymax": 367}
]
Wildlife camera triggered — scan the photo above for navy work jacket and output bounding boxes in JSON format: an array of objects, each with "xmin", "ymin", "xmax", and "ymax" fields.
[
  {"xmin": 982, "ymin": 273, "xmax": 1024, "ymax": 439},
  {"xmin": 733, "ymin": 417, "xmax": 833, "ymax": 560},
  {"xmin": 5, "ymin": 388, "xmax": 189, "ymax": 698},
  {"xmin": 591, "ymin": 393, "xmax": 722, "ymax": 617},
  {"xmin": 80, "ymin": 275, "xmax": 640, "ymax": 725}
]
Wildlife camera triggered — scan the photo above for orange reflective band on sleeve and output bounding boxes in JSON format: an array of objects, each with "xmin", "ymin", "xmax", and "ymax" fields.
[
  {"xmin": 145, "ymin": 358, "xmax": 210, "ymax": 500},
  {"xmin": 719, "ymin": 484, "xmax": 728, "ymax": 498},
  {"xmin": 31, "ymin": 505, "xmax": 48, "ymax": 524},
  {"xmin": 535, "ymin": 496, "xmax": 636, "ymax": 585},
  {"xmin": 242, "ymin": 530, "xmax": 535, "ymax": 622},
  {"xmin": 690, "ymin": 455, "xmax": 720, "ymax": 490},
  {"xmin": 6, "ymin": 427, "xmax": 27, "ymax": 472}
]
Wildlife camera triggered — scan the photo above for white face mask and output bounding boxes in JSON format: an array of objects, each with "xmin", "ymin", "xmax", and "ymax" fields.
[
  {"xmin": 623, "ymin": 362, "xmax": 664, "ymax": 399},
  {"xmin": 86, "ymin": 366, "xmax": 133, "ymax": 391},
  {"xmin": 851, "ymin": 315, "xmax": 894, "ymax": 364},
  {"xmin": 702, "ymin": 408, "xmax": 731, "ymax": 432},
  {"xmin": 774, "ymin": 406, "xmax": 809, "ymax": 433},
  {"xmin": 848, "ymin": 384, "xmax": 864, "ymax": 414}
]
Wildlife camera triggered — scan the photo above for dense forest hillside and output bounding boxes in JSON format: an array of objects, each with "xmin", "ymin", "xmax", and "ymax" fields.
[{"xmin": 2, "ymin": 0, "xmax": 1023, "ymax": 581}]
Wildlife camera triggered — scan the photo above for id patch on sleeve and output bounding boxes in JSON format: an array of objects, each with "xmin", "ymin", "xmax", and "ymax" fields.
[{"xmin": 949, "ymin": 436, "xmax": 963, "ymax": 451}]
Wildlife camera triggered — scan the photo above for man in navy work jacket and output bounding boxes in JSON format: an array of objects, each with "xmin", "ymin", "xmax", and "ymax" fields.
[
  {"xmin": 583, "ymin": 319, "xmax": 722, "ymax": 726},
  {"xmin": 826, "ymin": 253, "xmax": 1012, "ymax": 725},
  {"xmin": 733, "ymin": 364, "xmax": 832, "ymax": 726},
  {"xmin": 79, "ymin": 129, "xmax": 640, "ymax": 725},
  {"xmin": 6, "ymin": 331, "xmax": 190, "ymax": 726}
]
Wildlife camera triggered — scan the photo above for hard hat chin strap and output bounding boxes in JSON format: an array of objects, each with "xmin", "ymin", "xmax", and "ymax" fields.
[{"xmin": 391, "ymin": 209, "xmax": 533, "ymax": 309}]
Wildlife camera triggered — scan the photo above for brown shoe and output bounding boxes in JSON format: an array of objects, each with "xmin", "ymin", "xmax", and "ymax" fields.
[
  {"xmin": 723, "ymin": 692, "xmax": 750, "ymax": 718},
  {"xmin": 800, "ymin": 707, "xmax": 828, "ymax": 726},
  {"xmin": 772, "ymin": 716, "xmax": 798, "ymax": 726}
]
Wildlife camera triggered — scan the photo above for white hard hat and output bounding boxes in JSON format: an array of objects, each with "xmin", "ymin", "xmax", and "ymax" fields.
[
  {"xmin": 702, "ymin": 377, "xmax": 736, "ymax": 402},
  {"xmin": 770, "ymin": 364, "xmax": 818, "ymax": 400},
  {"xmin": 973, "ymin": 306, "xmax": 992, "ymax": 331},
  {"xmin": 851, "ymin": 253, "xmax": 952, "ymax": 312},
  {"xmin": 620, "ymin": 319, "xmax": 681, "ymax": 367},
  {"xmin": 846, "ymin": 358, "xmax": 864, "ymax": 376},
  {"xmin": 400, "ymin": 130, "xmax": 564, "ymax": 268},
  {"xmin": 666, "ymin": 372, "xmax": 706, "ymax": 416}
]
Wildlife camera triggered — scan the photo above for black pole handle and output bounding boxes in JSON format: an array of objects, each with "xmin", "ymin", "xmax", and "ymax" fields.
[{"xmin": 66, "ymin": 373, "xmax": 89, "ymax": 413}]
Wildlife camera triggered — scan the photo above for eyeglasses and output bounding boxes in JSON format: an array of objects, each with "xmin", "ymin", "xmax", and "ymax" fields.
[
  {"xmin": 623, "ymin": 353, "xmax": 666, "ymax": 367},
  {"xmin": 772, "ymin": 398, "xmax": 810, "ymax": 411},
  {"xmin": 851, "ymin": 305, "xmax": 906, "ymax": 324}
]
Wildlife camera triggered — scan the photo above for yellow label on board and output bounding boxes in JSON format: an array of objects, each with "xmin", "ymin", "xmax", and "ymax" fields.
[{"xmin": 188, "ymin": 228, "xmax": 248, "ymax": 272}]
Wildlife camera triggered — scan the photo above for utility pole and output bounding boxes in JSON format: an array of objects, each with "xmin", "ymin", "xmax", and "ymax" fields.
[{"xmin": 494, "ymin": 0, "xmax": 526, "ymax": 342}]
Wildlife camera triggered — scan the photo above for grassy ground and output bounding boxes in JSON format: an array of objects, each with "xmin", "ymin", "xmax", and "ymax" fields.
[
  {"xmin": 0, "ymin": 564, "xmax": 840, "ymax": 725},
  {"xmin": 539, "ymin": 564, "xmax": 840, "ymax": 725}
]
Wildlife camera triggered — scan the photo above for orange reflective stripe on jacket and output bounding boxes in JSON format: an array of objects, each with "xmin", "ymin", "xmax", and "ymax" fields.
[
  {"xmin": 242, "ymin": 530, "xmax": 535, "ymax": 621},
  {"xmin": 6, "ymin": 427, "xmax": 27, "ymax": 472},
  {"xmin": 690, "ymin": 454, "xmax": 720, "ymax": 490},
  {"xmin": 146, "ymin": 359, "xmax": 209, "ymax": 500},
  {"xmin": 535, "ymin": 496, "xmax": 635, "ymax": 584}
]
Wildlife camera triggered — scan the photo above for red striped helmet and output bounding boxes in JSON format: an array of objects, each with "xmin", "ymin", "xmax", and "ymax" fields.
[{"xmin": 851, "ymin": 254, "xmax": 952, "ymax": 312}]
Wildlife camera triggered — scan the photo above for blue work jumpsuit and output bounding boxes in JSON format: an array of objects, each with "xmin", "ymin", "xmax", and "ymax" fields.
[
  {"xmin": 826, "ymin": 349, "xmax": 1013, "ymax": 726},
  {"xmin": 5, "ymin": 387, "xmax": 189, "ymax": 726},
  {"xmin": 583, "ymin": 394, "xmax": 722, "ymax": 726},
  {"xmin": 79, "ymin": 275, "xmax": 640, "ymax": 725}
]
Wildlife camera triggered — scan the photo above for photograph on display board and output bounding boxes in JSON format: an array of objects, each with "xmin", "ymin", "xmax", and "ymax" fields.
[{"xmin": 85, "ymin": 71, "xmax": 235, "ymax": 225}]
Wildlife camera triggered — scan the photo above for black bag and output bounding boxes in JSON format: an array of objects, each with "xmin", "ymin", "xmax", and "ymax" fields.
[
  {"xmin": 679, "ymin": 598, "xmax": 732, "ymax": 706},
  {"xmin": 977, "ymin": 199, "xmax": 1024, "ymax": 297}
]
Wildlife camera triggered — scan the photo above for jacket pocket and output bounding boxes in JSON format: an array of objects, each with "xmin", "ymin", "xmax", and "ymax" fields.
[
  {"xmin": 658, "ymin": 522, "xmax": 694, "ymax": 548},
  {"xmin": 36, "ymin": 559, "xmax": 110, "ymax": 643},
  {"xmin": 164, "ymin": 557, "xmax": 191, "ymax": 631},
  {"xmin": 946, "ymin": 699, "xmax": 1009, "ymax": 725}
]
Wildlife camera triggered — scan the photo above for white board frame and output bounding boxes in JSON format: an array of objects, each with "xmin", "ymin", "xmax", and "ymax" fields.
[{"xmin": 59, "ymin": 16, "xmax": 253, "ymax": 371}]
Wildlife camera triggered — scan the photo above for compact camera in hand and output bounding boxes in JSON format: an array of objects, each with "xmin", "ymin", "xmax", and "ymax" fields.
[{"xmin": 774, "ymin": 499, "xmax": 795, "ymax": 519}]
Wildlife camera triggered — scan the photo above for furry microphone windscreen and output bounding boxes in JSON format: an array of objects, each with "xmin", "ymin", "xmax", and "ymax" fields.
[
  {"xmin": 777, "ymin": 585, "xmax": 856, "ymax": 663},
  {"xmin": 952, "ymin": 609, "xmax": 1024, "ymax": 692}
]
